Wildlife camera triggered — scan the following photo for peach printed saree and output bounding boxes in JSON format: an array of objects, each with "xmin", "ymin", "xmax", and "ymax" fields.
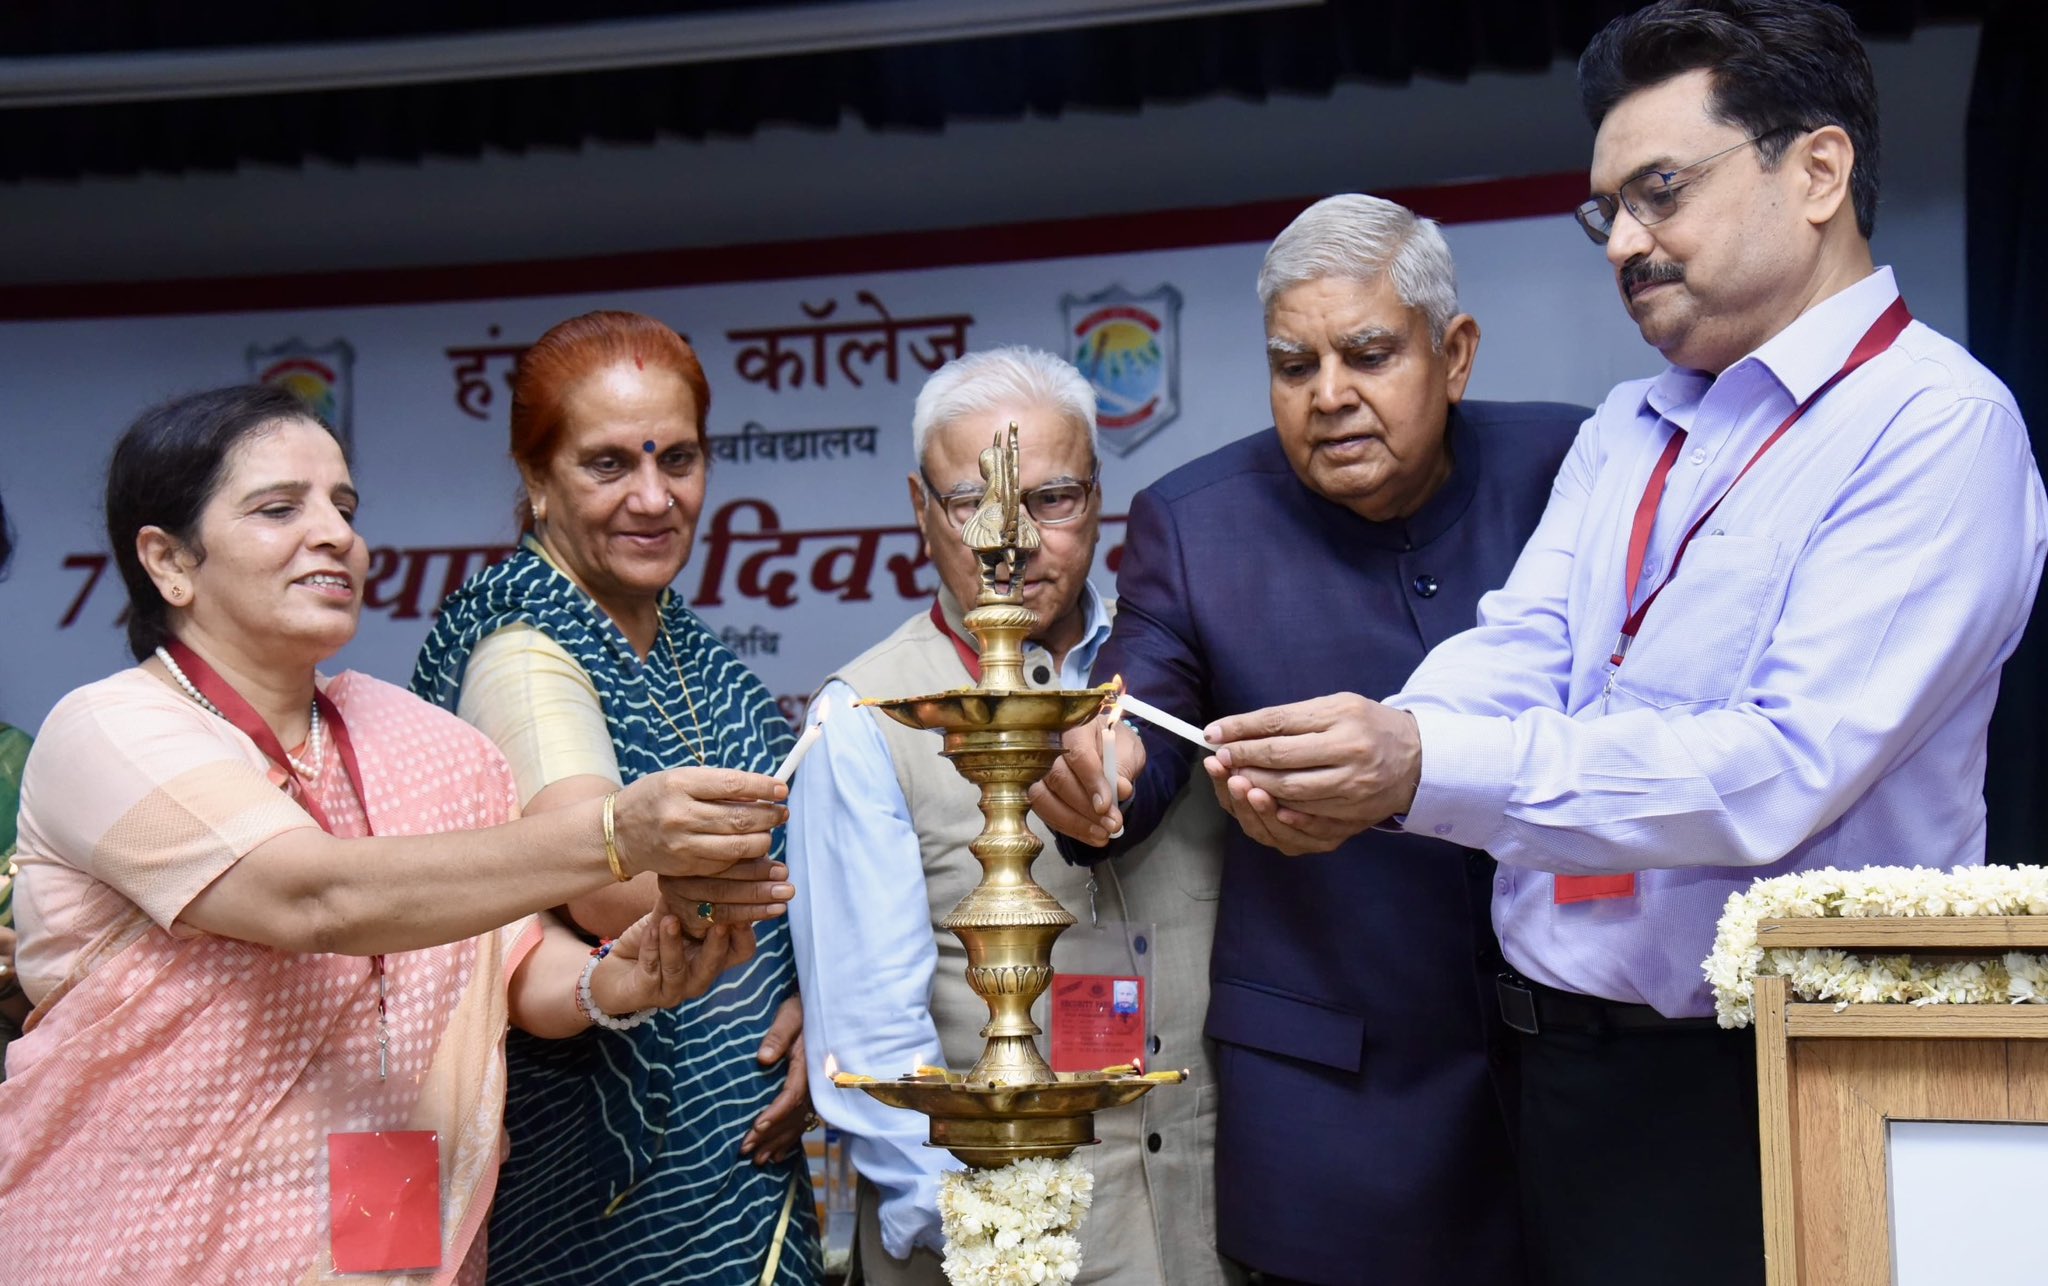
[{"xmin": 0, "ymin": 670, "xmax": 540, "ymax": 1283}]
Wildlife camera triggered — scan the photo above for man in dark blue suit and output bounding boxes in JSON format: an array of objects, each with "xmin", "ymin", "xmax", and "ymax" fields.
[{"xmin": 1035, "ymin": 194, "xmax": 1584, "ymax": 1285}]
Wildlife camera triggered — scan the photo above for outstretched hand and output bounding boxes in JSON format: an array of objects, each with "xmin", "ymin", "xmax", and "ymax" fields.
[
  {"xmin": 612, "ymin": 767, "xmax": 789, "ymax": 880},
  {"xmin": 1028, "ymin": 715, "xmax": 1145, "ymax": 846},
  {"xmin": 1204, "ymin": 693, "xmax": 1422, "ymax": 853},
  {"xmin": 658, "ymin": 859, "xmax": 796, "ymax": 938},
  {"xmin": 590, "ymin": 911, "xmax": 757, "ymax": 1015},
  {"xmin": 1200, "ymin": 756, "xmax": 1357, "ymax": 856}
]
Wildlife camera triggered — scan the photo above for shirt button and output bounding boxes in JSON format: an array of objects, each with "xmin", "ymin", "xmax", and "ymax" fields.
[
  {"xmin": 1146, "ymin": 1133, "xmax": 1163, "ymax": 1153},
  {"xmin": 1641, "ymin": 559, "xmax": 1658, "ymax": 580},
  {"xmin": 1496, "ymin": 877, "xmax": 1509, "ymax": 893},
  {"xmin": 1412, "ymin": 574, "xmax": 1439, "ymax": 598},
  {"xmin": 1434, "ymin": 823, "xmax": 1453, "ymax": 836},
  {"xmin": 1030, "ymin": 665, "xmax": 1052, "ymax": 685},
  {"xmin": 1690, "ymin": 447, "xmax": 1707, "ymax": 465}
]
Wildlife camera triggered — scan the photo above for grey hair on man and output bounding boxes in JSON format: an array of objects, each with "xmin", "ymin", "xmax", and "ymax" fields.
[
  {"xmin": 910, "ymin": 346, "xmax": 1099, "ymax": 467},
  {"xmin": 1256, "ymin": 194, "xmax": 1461, "ymax": 349}
]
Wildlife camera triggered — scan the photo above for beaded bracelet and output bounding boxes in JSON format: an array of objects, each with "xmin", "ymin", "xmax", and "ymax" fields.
[{"xmin": 576, "ymin": 940, "xmax": 658, "ymax": 1032}]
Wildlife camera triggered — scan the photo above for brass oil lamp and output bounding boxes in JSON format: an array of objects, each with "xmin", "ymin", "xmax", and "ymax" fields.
[{"xmin": 830, "ymin": 422, "xmax": 1181, "ymax": 1168}]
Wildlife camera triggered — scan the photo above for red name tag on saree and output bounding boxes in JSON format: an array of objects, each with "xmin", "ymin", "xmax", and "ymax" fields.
[
  {"xmin": 1554, "ymin": 874, "xmax": 1637, "ymax": 904},
  {"xmin": 328, "ymin": 1131, "xmax": 442, "ymax": 1274}
]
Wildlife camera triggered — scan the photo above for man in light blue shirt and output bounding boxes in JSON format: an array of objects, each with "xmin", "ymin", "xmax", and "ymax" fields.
[
  {"xmin": 785, "ymin": 348, "xmax": 1230, "ymax": 1286},
  {"xmin": 1180, "ymin": 3, "xmax": 2046, "ymax": 1284}
]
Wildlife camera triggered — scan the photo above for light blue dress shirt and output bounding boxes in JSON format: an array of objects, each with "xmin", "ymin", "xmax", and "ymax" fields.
[
  {"xmin": 1389, "ymin": 267, "xmax": 2048, "ymax": 1017},
  {"xmin": 784, "ymin": 587, "xmax": 1114, "ymax": 1258}
]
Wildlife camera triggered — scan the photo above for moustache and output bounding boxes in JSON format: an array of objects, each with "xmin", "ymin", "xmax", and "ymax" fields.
[{"xmin": 1621, "ymin": 260, "xmax": 1685, "ymax": 298}]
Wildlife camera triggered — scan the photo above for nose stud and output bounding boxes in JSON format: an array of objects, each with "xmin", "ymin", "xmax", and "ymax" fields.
[{"xmin": 666, "ymin": 495, "xmax": 677, "ymax": 510}]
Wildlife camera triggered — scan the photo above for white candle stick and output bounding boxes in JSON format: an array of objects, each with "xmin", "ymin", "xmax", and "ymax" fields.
[
  {"xmin": 1116, "ymin": 692, "xmax": 1215, "ymax": 752},
  {"xmin": 1100, "ymin": 702, "xmax": 1122, "ymax": 839},
  {"xmin": 773, "ymin": 695, "xmax": 831, "ymax": 783}
]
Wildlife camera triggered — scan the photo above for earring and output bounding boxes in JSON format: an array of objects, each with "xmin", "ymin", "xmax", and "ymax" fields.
[
  {"xmin": 531, "ymin": 500, "xmax": 545, "ymax": 523},
  {"xmin": 167, "ymin": 585, "xmax": 186, "ymax": 602}
]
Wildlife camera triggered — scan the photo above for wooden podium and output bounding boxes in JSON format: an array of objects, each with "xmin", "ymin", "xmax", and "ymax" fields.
[{"xmin": 1753, "ymin": 916, "xmax": 2048, "ymax": 1284}]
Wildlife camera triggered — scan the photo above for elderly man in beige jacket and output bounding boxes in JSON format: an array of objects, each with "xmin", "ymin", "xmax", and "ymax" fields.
[{"xmin": 785, "ymin": 346, "xmax": 1236, "ymax": 1286}]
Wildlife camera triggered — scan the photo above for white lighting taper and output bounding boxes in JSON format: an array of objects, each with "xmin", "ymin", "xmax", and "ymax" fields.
[
  {"xmin": 1097, "ymin": 692, "xmax": 1130, "ymax": 843},
  {"xmin": 1115, "ymin": 691, "xmax": 1214, "ymax": 752},
  {"xmin": 773, "ymin": 694, "xmax": 831, "ymax": 783}
]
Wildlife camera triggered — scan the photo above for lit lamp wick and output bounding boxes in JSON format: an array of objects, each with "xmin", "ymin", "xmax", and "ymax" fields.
[{"xmin": 825, "ymin": 1051, "xmax": 876, "ymax": 1087}]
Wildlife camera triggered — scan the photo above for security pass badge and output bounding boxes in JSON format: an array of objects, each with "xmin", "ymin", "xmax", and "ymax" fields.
[
  {"xmin": 327, "ymin": 1130, "xmax": 442, "ymax": 1275},
  {"xmin": 1049, "ymin": 921, "xmax": 1153, "ymax": 1073}
]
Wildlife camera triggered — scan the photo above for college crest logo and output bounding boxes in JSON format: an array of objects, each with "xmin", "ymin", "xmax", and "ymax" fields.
[
  {"xmin": 1062, "ymin": 285, "xmax": 1182, "ymax": 456},
  {"xmin": 248, "ymin": 339, "xmax": 356, "ymax": 446}
]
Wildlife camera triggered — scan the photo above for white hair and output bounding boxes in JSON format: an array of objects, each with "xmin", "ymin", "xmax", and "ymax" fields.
[
  {"xmin": 910, "ymin": 346, "xmax": 1098, "ymax": 469},
  {"xmin": 1255, "ymin": 194, "xmax": 1460, "ymax": 348}
]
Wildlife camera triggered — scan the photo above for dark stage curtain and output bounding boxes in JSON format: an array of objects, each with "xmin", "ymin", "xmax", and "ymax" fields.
[
  {"xmin": 0, "ymin": 0, "xmax": 1989, "ymax": 181},
  {"xmin": 1970, "ymin": 0, "xmax": 2048, "ymax": 866}
]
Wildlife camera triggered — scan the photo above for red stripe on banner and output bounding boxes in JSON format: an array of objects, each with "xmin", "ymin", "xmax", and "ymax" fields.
[{"xmin": 0, "ymin": 172, "xmax": 1586, "ymax": 321}]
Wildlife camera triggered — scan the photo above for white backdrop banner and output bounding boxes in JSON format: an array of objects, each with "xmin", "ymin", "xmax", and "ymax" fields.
[{"xmin": 0, "ymin": 182, "xmax": 1763, "ymax": 730}]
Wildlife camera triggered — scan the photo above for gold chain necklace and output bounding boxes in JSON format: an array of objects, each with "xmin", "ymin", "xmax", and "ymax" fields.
[{"xmin": 642, "ymin": 613, "xmax": 711, "ymax": 767}]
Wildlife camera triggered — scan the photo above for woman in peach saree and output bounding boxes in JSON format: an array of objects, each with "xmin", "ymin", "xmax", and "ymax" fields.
[{"xmin": 0, "ymin": 386, "xmax": 789, "ymax": 1282}]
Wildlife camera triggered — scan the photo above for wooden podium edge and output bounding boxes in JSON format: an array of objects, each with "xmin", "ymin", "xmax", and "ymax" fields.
[
  {"xmin": 1755, "ymin": 962, "xmax": 2048, "ymax": 1286},
  {"xmin": 1756, "ymin": 916, "xmax": 2048, "ymax": 949},
  {"xmin": 1756, "ymin": 977, "xmax": 1801, "ymax": 1286},
  {"xmin": 1783, "ymin": 1004, "xmax": 2048, "ymax": 1038}
]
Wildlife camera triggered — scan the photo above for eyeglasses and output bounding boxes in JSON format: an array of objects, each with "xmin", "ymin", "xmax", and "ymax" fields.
[
  {"xmin": 919, "ymin": 466, "xmax": 1100, "ymax": 530},
  {"xmin": 1574, "ymin": 128, "xmax": 1800, "ymax": 245}
]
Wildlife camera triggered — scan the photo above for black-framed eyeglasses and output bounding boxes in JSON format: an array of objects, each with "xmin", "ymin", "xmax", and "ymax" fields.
[
  {"xmin": 919, "ymin": 465, "xmax": 1101, "ymax": 530},
  {"xmin": 1574, "ymin": 127, "xmax": 1802, "ymax": 245}
]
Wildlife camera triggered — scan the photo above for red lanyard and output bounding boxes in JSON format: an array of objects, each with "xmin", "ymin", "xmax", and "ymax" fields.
[
  {"xmin": 1610, "ymin": 295, "xmax": 1912, "ymax": 667},
  {"xmin": 929, "ymin": 598, "xmax": 981, "ymax": 682},
  {"xmin": 164, "ymin": 639, "xmax": 371, "ymax": 834},
  {"xmin": 163, "ymin": 639, "xmax": 391, "ymax": 1075}
]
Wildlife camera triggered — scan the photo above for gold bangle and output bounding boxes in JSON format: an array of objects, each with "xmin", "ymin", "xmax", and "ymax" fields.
[{"xmin": 602, "ymin": 791, "xmax": 628, "ymax": 882}]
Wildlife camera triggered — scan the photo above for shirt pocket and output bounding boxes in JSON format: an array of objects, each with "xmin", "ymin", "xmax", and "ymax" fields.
[{"xmin": 1608, "ymin": 533, "xmax": 1782, "ymax": 711}]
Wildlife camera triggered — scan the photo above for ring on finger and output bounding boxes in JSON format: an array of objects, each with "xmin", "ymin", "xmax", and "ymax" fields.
[{"xmin": 695, "ymin": 900, "xmax": 716, "ymax": 925}]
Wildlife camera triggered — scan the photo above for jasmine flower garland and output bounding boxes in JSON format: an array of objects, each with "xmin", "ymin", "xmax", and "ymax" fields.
[
  {"xmin": 936, "ymin": 1156, "xmax": 1094, "ymax": 1286},
  {"xmin": 1704, "ymin": 864, "xmax": 2048, "ymax": 1028}
]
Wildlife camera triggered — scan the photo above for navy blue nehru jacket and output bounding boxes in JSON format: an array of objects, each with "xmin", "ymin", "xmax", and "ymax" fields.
[{"xmin": 1060, "ymin": 400, "xmax": 1584, "ymax": 1286}]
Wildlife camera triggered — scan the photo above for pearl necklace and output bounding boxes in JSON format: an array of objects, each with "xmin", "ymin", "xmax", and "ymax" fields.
[{"xmin": 155, "ymin": 646, "xmax": 324, "ymax": 780}]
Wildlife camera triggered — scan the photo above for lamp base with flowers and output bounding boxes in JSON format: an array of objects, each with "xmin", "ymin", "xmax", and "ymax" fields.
[
  {"xmin": 937, "ymin": 1156, "xmax": 1094, "ymax": 1286},
  {"xmin": 827, "ymin": 424, "xmax": 1179, "ymax": 1286}
]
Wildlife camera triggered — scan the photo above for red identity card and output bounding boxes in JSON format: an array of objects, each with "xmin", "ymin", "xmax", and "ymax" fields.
[
  {"xmin": 328, "ymin": 1130, "xmax": 442, "ymax": 1273},
  {"xmin": 1553, "ymin": 873, "xmax": 1637, "ymax": 904},
  {"xmin": 1050, "ymin": 974, "xmax": 1146, "ymax": 1072}
]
